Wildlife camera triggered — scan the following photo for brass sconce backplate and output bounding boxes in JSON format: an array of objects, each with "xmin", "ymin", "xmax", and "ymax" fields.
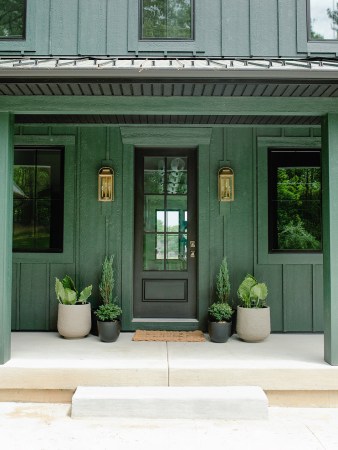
[
  {"xmin": 98, "ymin": 167, "xmax": 114, "ymax": 202},
  {"xmin": 218, "ymin": 167, "xmax": 234, "ymax": 202}
]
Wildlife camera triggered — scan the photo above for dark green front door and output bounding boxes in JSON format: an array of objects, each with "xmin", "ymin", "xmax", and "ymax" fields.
[{"xmin": 134, "ymin": 148, "xmax": 197, "ymax": 319}]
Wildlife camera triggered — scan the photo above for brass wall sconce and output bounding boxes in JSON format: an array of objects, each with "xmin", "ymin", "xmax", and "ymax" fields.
[
  {"xmin": 98, "ymin": 167, "xmax": 114, "ymax": 202},
  {"xmin": 218, "ymin": 167, "xmax": 234, "ymax": 202}
]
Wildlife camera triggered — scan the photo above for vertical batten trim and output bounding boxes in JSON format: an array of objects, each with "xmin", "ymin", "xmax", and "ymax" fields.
[
  {"xmin": 75, "ymin": 127, "xmax": 81, "ymax": 285},
  {"xmin": 0, "ymin": 113, "xmax": 13, "ymax": 363},
  {"xmin": 322, "ymin": 114, "xmax": 338, "ymax": 365}
]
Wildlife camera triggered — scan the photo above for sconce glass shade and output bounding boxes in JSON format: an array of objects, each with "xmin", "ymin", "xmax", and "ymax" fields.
[
  {"xmin": 98, "ymin": 167, "xmax": 114, "ymax": 202},
  {"xmin": 218, "ymin": 167, "xmax": 234, "ymax": 202}
]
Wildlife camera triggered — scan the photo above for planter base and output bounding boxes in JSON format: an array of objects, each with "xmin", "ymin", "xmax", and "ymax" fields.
[
  {"xmin": 236, "ymin": 306, "xmax": 271, "ymax": 342},
  {"xmin": 208, "ymin": 321, "xmax": 232, "ymax": 343},
  {"xmin": 57, "ymin": 303, "xmax": 91, "ymax": 339},
  {"xmin": 97, "ymin": 320, "xmax": 121, "ymax": 342}
]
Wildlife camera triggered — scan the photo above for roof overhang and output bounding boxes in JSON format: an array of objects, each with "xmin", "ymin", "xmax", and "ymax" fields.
[
  {"xmin": 1, "ymin": 57, "xmax": 338, "ymax": 80},
  {"xmin": 2, "ymin": 57, "xmax": 336, "ymax": 125}
]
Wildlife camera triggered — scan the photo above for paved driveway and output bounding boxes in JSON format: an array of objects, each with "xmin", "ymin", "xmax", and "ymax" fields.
[{"xmin": 1, "ymin": 403, "xmax": 338, "ymax": 450}]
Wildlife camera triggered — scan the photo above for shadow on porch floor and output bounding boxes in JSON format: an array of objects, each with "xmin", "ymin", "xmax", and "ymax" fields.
[{"xmin": 0, "ymin": 332, "xmax": 337, "ymax": 406}]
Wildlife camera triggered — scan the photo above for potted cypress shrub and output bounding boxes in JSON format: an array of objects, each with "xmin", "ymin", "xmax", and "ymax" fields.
[
  {"xmin": 95, "ymin": 255, "xmax": 122, "ymax": 342},
  {"xmin": 208, "ymin": 257, "xmax": 234, "ymax": 343},
  {"xmin": 236, "ymin": 274, "xmax": 270, "ymax": 342},
  {"xmin": 55, "ymin": 276, "xmax": 92, "ymax": 339}
]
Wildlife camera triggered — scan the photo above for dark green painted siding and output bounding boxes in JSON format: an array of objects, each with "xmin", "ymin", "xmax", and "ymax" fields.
[
  {"xmin": 11, "ymin": 124, "xmax": 323, "ymax": 332},
  {"xmin": 0, "ymin": 0, "xmax": 336, "ymax": 58}
]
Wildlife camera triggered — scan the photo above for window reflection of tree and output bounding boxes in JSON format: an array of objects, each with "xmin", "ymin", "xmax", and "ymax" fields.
[{"xmin": 0, "ymin": 0, "xmax": 25, "ymax": 38}]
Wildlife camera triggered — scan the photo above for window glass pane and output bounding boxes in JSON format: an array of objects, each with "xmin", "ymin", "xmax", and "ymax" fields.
[
  {"xmin": 36, "ymin": 199, "xmax": 51, "ymax": 249},
  {"xmin": 13, "ymin": 199, "xmax": 34, "ymax": 249},
  {"xmin": 142, "ymin": 0, "xmax": 167, "ymax": 38},
  {"xmin": 0, "ymin": 0, "xmax": 25, "ymax": 38},
  {"xmin": 167, "ymin": 0, "xmax": 192, "ymax": 38},
  {"xmin": 269, "ymin": 151, "xmax": 322, "ymax": 253},
  {"xmin": 142, "ymin": 0, "xmax": 192, "ymax": 39},
  {"xmin": 13, "ymin": 147, "xmax": 64, "ymax": 252},
  {"xmin": 276, "ymin": 167, "xmax": 321, "ymax": 250},
  {"xmin": 14, "ymin": 150, "xmax": 35, "ymax": 198},
  {"xmin": 309, "ymin": 0, "xmax": 338, "ymax": 40}
]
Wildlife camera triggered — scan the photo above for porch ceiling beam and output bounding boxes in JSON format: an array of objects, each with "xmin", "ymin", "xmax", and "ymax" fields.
[{"xmin": 1, "ymin": 96, "xmax": 338, "ymax": 116}]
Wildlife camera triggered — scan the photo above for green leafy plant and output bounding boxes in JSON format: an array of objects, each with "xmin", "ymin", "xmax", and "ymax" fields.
[
  {"xmin": 208, "ymin": 302, "xmax": 234, "ymax": 323},
  {"xmin": 95, "ymin": 303, "xmax": 122, "ymax": 322},
  {"xmin": 209, "ymin": 257, "xmax": 233, "ymax": 322},
  {"xmin": 237, "ymin": 274, "xmax": 268, "ymax": 308},
  {"xmin": 99, "ymin": 255, "xmax": 115, "ymax": 304},
  {"xmin": 216, "ymin": 257, "xmax": 231, "ymax": 304},
  {"xmin": 55, "ymin": 275, "xmax": 92, "ymax": 305},
  {"xmin": 95, "ymin": 255, "xmax": 122, "ymax": 321}
]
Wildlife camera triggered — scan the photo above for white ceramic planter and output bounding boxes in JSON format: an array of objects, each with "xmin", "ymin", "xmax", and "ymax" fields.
[
  {"xmin": 236, "ymin": 306, "xmax": 271, "ymax": 342},
  {"xmin": 57, "ymin": 303, "xmax": 91, "ymax": 339}
]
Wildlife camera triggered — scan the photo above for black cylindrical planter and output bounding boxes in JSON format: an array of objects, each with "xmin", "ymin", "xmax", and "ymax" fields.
[
  {"xmin": 208, "ymin": 321, "xmax": 232, "ymax": 343},
  {"xmin": 97, "ymin": 320, "xmax": 121, "ymax": 342}
]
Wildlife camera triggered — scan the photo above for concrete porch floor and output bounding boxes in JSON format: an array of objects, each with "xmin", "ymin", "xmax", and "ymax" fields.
[{"xmin": 1, "ymin": 332, "xmax": 338, "ymax": 406}]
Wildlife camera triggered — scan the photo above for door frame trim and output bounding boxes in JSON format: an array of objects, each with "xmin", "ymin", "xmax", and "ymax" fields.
[{"xmin": 120, "ymin": 126, "xmax": 212, "ymax": 331}]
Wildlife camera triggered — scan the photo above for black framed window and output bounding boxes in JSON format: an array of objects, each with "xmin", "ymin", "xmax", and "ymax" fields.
[
  {"xmin": 140, "ymin": 0, "xmax": 193, "ymax": 40},
  {"xmin": 308, "ymin": 0, "xmax": 338, "ymax": 40},
  {"xmin": 13, "ymin": 147, "xmax": 64, "ymax": 253},
  {"xmin": 0, "ymin": 0, "xmax": 26, "ymax": 39},
  {"xmin": 268, "ymin": 149, "xmax": 322, "ymax": 253}
]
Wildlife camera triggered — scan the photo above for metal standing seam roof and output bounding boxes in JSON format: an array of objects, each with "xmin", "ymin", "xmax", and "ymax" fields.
[{"xmin": 0, "ymin": 57, "xmax": 338, "ymax": 79}]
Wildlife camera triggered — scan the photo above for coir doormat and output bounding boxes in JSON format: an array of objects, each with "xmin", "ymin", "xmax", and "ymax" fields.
[{"xmin": 132, "ymin": 330, "xmax": 206, "ymax": 342}]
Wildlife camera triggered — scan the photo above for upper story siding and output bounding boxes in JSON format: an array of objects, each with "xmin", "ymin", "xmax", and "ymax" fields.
[{"xmin": 0, "ymin": 0, "xmax": 337, "ymax": 58}]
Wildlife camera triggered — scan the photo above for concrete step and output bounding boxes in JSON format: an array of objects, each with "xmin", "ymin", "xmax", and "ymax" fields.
[{"xmin": 71, "ymin": 386, "xmax": 268, "ymax": 420}]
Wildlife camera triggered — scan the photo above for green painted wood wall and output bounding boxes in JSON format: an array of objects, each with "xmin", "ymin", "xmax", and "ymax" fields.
[
  {"xmin": 11, "ymin": 124, "xmax": 323, "ymax": 332},
  {"xmin": 0, "ymin": 0, "xmax": 335, "ymax": 58}
]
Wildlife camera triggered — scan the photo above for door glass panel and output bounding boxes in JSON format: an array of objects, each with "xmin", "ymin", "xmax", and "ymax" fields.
[
  {"xmin": 144, "ymin": 234, "xmax": 165, "ymax": 270},
  {"xmin": 166, "ymin": 211, "xmax": 179, "ymax": 232},
  {"xmin": 144, "ymin": 157, "xmax": 165, "ymax": 194},
  {"xmin": 166, "ymin": 234, "xmax": 187, "ymax": 271},
  {"xmin": 143, "ymin": 155, "xmax": 189, "ymax": 271},
  {"xmin": 156, "ymin": 210, "xmax": 165, "ymax": 232},
  {"xmin": 166, "ymin": 196, "xmax": 187, "ymax": 232},
  {"xmin": 167, "ymin": 157, "xmax": 187, "ymax": 194},
  {"xmin": 144, "ymin": 195, "xmax": 165, "ymax": 232}
]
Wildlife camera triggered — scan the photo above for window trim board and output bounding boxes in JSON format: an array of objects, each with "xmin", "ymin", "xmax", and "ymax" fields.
[
  {"xmin": 268, "ymin": 148, "xmax": 322, "ymax": 253},
  {"xmin": 257, "ymin": 136, "xmax": 323, "ymax": 265},
  {"xmin": 13, "ymin": 145, "xmax": 65, "ymax": 253},
  {"xmin": 12, "ymin": 135, "xmax": 75, "ymax": 264},
  {"xmin": 139, "ymin": 0, "xmax": 194, "ymax": 41},
  {"xmin": 297, "ymin": 0, "xmax": 338, "ymax": 55},
  {"xmin": 127, "ymin": 0, "xmax": 205, "ymax": 53},
  {"xmin": 0, "ymin": 0, "xmax": 36, "ymax": 52},
  {"xmin": 0, "ymin": 0, "xmax": 27, "ymax": 40}
]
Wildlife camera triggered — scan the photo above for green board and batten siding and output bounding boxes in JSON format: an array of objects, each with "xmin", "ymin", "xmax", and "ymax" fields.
[
  {"xmin": 0, "ymin": 0, "xmax": 335, "ymax": 58},
  {"xmin": 11, "ymin": 125, "xmax": 323, "ymax": 333}
]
